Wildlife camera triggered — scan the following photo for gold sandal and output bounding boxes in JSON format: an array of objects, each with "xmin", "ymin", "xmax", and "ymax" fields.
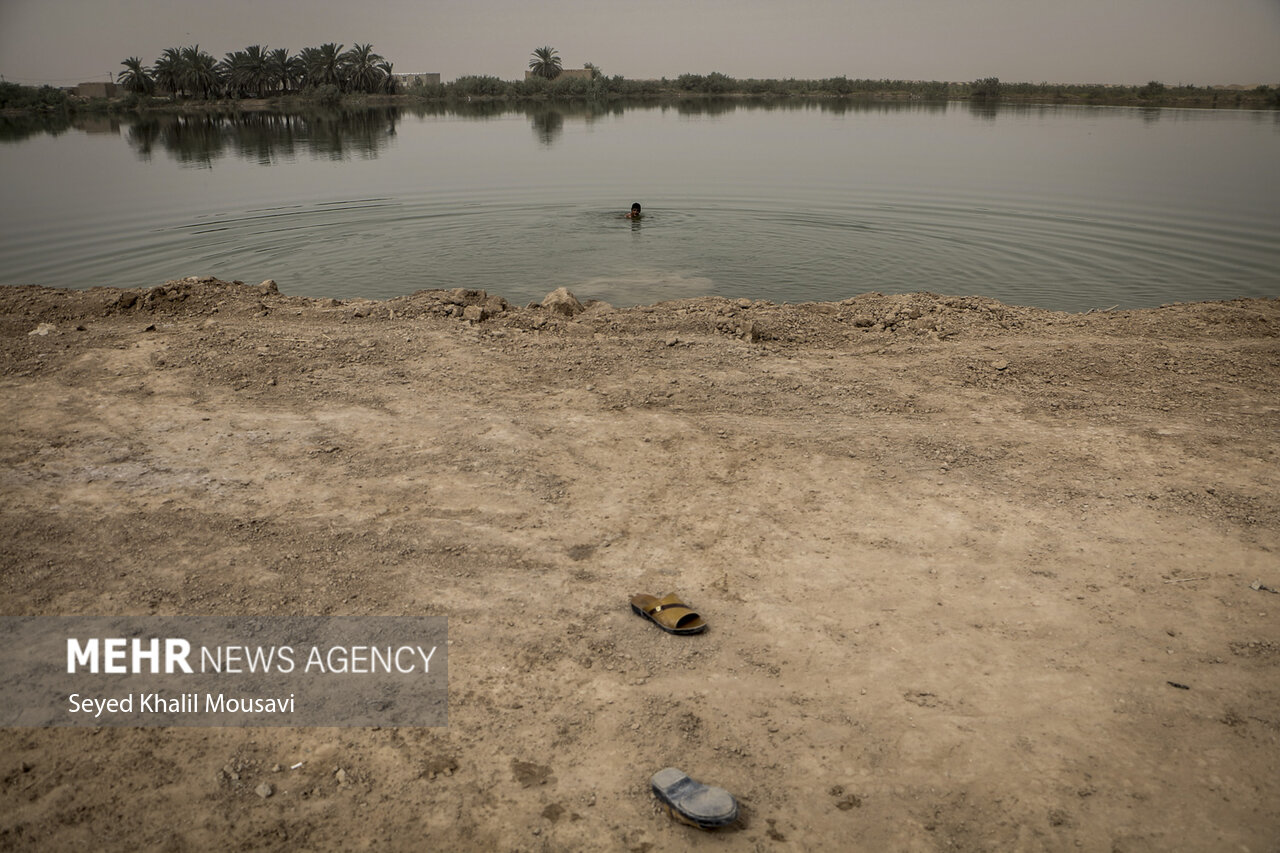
[{"xmin": 630, "ymin": 592, "xmax": 707, "ymax": 635}]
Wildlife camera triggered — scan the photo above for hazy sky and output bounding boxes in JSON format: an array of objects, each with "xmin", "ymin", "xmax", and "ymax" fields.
[{"xmin": 2, "ymin": 0, "xmax": 1277, "ymax": 87}]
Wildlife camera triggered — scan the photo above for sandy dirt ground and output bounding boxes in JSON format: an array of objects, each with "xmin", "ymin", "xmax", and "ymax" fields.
[{"xmin": 1, "ymin": 279, "xmax": 1278, "ymax": 852}]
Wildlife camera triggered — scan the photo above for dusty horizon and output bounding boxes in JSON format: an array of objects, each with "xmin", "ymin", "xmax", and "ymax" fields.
[{"xmin": 2, "ymin": 0, "xmax": 1276, "ymax": 90}]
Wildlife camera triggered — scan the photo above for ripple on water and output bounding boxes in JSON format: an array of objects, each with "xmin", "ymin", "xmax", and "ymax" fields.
[
  {"xmin": 2, "ymin": 105, "xmax": 1276, "ymax": 310},
  {"xmin": 5, "ymin": 188, "xmax": 1272, "ymax": 310}
]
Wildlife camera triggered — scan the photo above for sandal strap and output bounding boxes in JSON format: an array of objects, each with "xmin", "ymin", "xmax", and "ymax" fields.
[{"xmin": 648, "ymin": 601, "xmax": 691, "ymax": 614}]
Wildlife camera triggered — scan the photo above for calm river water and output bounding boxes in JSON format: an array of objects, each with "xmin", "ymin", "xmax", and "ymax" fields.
[{"xmin": 1, "ymin": 100, "xmax": 1277, "ymax": 312}]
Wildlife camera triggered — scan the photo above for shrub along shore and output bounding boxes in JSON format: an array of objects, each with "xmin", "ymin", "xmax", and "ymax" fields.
[{"xmin": 3, "ymin": 74, "xmax": 1278, "ymax": 116}]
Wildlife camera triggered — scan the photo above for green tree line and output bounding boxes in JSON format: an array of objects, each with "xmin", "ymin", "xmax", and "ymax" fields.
[
  {"xmin": 5, "ymin": 59, "xmax": 1277, "ymax": 113},
  {"xmin": 420, "ymin": 73, "xmax": 1277, "ymax": 108}
]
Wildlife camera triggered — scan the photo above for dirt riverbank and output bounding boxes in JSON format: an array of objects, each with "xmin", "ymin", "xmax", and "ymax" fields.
[{"xmin": 1, "ymin": 279, "xmax": 1277, "ymax": 851}]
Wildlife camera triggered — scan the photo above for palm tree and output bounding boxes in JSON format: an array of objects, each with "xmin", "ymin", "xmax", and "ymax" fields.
[
  {"xmin": 219, "ymin": 50, "xmax": 249, "ymax": 97},
  {"xmin": 340, "ymin": 43, "xmax": 384, "ymax": 94},
  {"xmin": 377, "ymin": 60, "xmax": 397, "ymax": 94},
  {"xmin": 152, "ymin": 47, "xmax": 185, "ymax": 97},
  {"xmin": 297, "ymin": 47, "xmax": 318, "ymax": 86},
  {"xmin": 529, "ymin": 46, "xmax": 562, "ymax": 80},
  {"xmin": 301, "ymin": 43, "xmax": 345, "ymax": 89},
  {"xmin": 117, "ymin": 57, "xmax": 154, "ymax": 94},
  {"xmin": 267, "ymin": 47, "xmax": 303, "ymax": 94},
  {"xmin": 180, "ymin": 45, "xmax": 221, "ymax": 99},
  {"xmin": 236, "ymin": 45, "xmax": 271, "ymax": 97},
  {"xmin": 220, "ymin": 47, "xmax": 271, "ymax": 98}
]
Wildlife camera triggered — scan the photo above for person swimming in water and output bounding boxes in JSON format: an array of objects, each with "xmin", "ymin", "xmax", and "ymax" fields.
[{"xmin": 625, "ymin": 202, "xmax": 642, "ymax": 219}]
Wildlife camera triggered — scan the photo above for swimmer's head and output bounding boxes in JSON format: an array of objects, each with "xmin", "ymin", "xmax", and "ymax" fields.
[{"xmin": 631, "ymin": 203, "xmax": 641, "ymax": 214}]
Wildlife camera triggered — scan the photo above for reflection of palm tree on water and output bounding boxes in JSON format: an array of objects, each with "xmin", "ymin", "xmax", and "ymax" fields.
[
  {"xmin": 120, "ymin": 109, "xmax": 402, "ymax": 164},
  {"xmin": 529, "ymin": 108, "xmax": 564, "ymax": 145}
]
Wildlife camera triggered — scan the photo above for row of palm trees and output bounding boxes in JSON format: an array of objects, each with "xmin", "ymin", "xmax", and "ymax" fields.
[{"xmin": 118, "ymin": 44, "xmax": 396, "ymax": 100}]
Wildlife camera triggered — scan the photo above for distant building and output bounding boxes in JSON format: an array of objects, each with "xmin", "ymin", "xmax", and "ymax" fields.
[
  {"xmin": 393, "ymin": 73, "xmax": 441, "ymax": 87},
  {"xmin": 524, "ymin": 67, "xmax": 594, "ymax": 82},
  {"xmin": 74, "ymin": 81, "xmax": 118, "ymax": 98}
]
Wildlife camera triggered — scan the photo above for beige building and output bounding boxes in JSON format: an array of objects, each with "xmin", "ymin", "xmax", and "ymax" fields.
[{"xmin": 74, "ymin": 81, "xmax": 118, "ymax": 98}]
